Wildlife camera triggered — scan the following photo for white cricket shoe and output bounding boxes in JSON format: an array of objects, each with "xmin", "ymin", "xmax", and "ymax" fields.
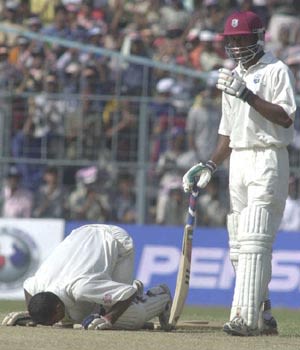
[
  {"xmin": 223, "ymin": 316, "xmax": 260, "ymax": 336},
  {"xmin": 157, "ymin": 284, "xmax": 172, "ymax": 331},
  {"xmin": 133, "ymin": 279, "xmax": 144, "ymax": 298}
]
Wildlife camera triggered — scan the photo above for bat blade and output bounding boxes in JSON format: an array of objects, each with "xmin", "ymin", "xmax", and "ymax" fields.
[{"xmin": 168, "ymin": 224, "xmax": 194, "ymax": 327}]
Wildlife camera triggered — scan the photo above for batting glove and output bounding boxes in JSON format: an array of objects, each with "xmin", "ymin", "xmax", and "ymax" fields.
[
  {"xmin": 216, "ymin": 68, "xmax": 253, "ymax": 102},
  {"xmin": 182, "ymin": 162, "xmax": 205, "ymax": 192},
  {"xmin": 2, "ymin": 311, "xmax": 36, "ymax": 327},
  {"xmin": 81, "ymin": 314, "xmax": 112, "ymax": 330},
  {"xmin": 182, "ymin": 161, "xmax": 216, "ymax": 192}
]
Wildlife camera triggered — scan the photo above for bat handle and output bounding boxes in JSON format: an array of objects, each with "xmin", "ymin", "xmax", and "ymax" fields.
[{"xmin": 186, "ymin": 187, "xmax": 200, "ymax": 226}]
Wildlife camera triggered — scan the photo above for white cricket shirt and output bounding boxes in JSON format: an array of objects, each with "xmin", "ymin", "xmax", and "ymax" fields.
[
  {"xmin": 23, "ymin": 224, "xmax": 136, "ymax": 323},
  {"xmin": 218, "ymin": 52, "xmax": 297, "ymax": 149}
]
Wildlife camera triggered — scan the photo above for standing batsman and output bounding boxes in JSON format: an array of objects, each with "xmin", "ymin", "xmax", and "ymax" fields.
[
  {"xmin": 182, "ymin": 10, "xmax": 297, "ymax": 336},
  {"xmin": 2, "ymin": 224, "xmax": 172, "ymax": 330}
]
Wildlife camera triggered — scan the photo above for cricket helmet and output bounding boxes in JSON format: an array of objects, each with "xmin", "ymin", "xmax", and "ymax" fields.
[{"xmin": 222, "ymin": 11, "xmax": 265, "ymax": 64}]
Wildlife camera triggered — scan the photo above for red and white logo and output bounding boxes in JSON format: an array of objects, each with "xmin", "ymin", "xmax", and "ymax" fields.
[{"xmin": 103, "ymin": 293, "xmax": 112, "ymax": 304}]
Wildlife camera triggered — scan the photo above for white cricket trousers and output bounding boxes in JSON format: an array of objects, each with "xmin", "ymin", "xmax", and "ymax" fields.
[
  {"xmin": 229, "ymin": 146, "xmax": 289, "ymax": 221},
  {"xmin": 228, "ymin": 146, "xmax": 289, "ymax": 328}
]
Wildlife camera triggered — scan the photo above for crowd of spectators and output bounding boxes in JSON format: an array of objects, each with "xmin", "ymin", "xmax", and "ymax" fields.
[{"xmin": 0, "ymin": 0, "xmax": 300, "ymax": 228}]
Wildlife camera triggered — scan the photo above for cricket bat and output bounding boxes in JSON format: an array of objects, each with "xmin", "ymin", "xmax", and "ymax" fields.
[{"xmin": 168, "ymin": 188, "xmax": 199, "ymax": 328}]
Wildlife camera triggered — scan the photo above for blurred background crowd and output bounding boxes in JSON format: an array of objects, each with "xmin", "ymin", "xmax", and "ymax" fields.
[{"xmin": 0, "ymin": 0, "xmax": 300, "ymax": 229}]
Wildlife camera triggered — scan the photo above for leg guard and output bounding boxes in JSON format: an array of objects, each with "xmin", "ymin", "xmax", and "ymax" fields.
[
  {"xmin": 113, "ymin": 302, "xmax": 146, "ymax": 330},
  {"xmin": 113, "ymin": 285, "xmax": 171, "ymax": 330},
  {"xmin": 227, "ymin": 212, "xmax": 240, "ymax": 272},
  {"xmin": 230, "ymin": 206, "xmax": 275, "ymax": 329}
]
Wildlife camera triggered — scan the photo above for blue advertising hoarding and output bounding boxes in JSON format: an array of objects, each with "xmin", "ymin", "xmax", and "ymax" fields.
[{"xmin": 65, "ymin": 222, "xmax": 300, "ymax": 309}]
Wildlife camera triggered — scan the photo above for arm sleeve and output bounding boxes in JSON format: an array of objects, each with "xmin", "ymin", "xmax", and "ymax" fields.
[
  {"xmin": 218, "ymin": 93, "xmax": 232, "ymax": 136},
  {"xmin": 271, "ymin": 66, "xmax": 297, "ymax": 120}
]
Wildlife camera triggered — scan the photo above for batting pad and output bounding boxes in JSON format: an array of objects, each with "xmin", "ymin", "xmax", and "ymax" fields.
[
  {"xmin": 227, "ymin": 212, "xmax": 240, "ymax": 272},
  {"xmin": 113, "ymin": 291, "xmax": 170, "ymax": 330},
  {"xmin": 230, "ymin": 206, "xmax": 274, "ymax": 329}
]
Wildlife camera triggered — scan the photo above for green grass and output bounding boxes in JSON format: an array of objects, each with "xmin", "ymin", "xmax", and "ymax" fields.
[
  {"xmin": 184, "ymin": 305, "xmax": 300, "ymax": 336},
  {"xmin": 0, "ymin": 300, "xmax": 26, "ymax": 313},
  {"xmin": 1, "ymin": 300, "xmax": 300, "ymax": 350},
  {"xmin": 1, "ymin": 300, "xmax": 300, "ymax": 333}
]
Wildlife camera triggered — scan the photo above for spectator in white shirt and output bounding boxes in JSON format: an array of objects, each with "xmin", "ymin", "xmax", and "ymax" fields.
[
  {"xmin": 1, "ymin": 166, "xmax": 33, "ymax": 218},
  {"xmin": 280, "ymin": 175, "xmax": 300, "ymax": 231}
]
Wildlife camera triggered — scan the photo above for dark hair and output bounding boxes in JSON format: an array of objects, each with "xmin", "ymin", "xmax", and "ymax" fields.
[
  {"xmin": 28, "ymin": 292, "xmax": 62, "ymax": 325},
  {"xmin": 44, "ymin": 166, "xmax": 58, "ymax": 175},
  {"xmin": 54, "ymin": 4, "xmax": 67, "ymax": 14}
]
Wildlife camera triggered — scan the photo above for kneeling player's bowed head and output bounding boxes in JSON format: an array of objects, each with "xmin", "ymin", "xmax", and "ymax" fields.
[
  {"xmin": 222, "ymin": 11, "xmax": 265, "ymax": 65},
  {"xmin": 28, "ymin": 292, "xmax": 65, "ymax": 325}
]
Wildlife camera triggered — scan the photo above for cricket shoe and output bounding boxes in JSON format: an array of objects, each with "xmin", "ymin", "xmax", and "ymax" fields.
[
  {"xmin": 157, "ymin": 284, "xmax": 172, "ymax": 332},
  {"xmin": 223, "ymin": 316, "xmax": 260, "ymax": 336},
  {"xmin": 260, "ymin": 317, "xmax": 278, "ymax": 336},
  {"xmin": 133, "ymin": 279, "xmax": 144, "ymax": 298}
]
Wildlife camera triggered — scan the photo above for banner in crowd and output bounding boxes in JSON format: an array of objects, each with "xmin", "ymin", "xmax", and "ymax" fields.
[
  {"xmin": 65, "ymin": 222, "xmax": 300, "ymax": 309},
  {"xmin": 1, "ymin": 220, "xmax": 299, "ymax": 308},
  {"xmin": 0, "ymin": 219, "xmax": 64, "ymax": 299}
]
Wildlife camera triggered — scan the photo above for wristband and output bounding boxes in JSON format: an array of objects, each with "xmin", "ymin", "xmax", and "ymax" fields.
[
  {"xmin": 239, "ymin": 87, "xmax": 254, "ymax": 103},
  {"xmin": 206, "ymin": 160, "xmax": 217, "ymax": 173}
]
